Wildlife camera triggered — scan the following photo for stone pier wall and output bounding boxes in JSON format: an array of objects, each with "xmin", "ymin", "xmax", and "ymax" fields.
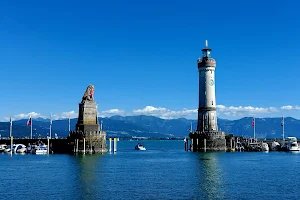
[
  {"xmin": 189, "ymin": 131, "xmax": 226, "ymax": 152},
  {"xmin": 68, "ymin": 130, "xmax": 107, "ymax": 154}
]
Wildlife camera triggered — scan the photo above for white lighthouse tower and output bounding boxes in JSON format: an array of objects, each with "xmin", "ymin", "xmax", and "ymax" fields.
[
  {"xmin": 189, "ymin": 40, "xmax": 226, "ymax": 152},
  {"xmin": 197, "ymin": 40, "xmax": 218, "ymax": 132}
]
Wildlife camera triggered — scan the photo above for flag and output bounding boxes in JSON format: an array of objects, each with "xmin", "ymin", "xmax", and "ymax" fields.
[
  {"xmin": 27, "ymin": 116, "xmax": 32, "ymax": 126},
  {"xmin": 281, "ymin": 116, "xmax": 284, "ymax": 126},
  {"xmin": 251, "ymin": 117, "xmax": 255, "ymax": 127}
]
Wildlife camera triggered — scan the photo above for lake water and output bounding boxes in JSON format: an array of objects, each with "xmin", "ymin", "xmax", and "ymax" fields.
[{"xmin": 0, "ymin": 140, "xmax": 299, "ymax": 199}]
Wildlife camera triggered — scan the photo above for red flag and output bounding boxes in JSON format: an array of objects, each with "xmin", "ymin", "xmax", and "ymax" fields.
[
  {"xmin": 27, "ymin": 117, "xmax": 32, "ymax": 126},
  {"xmin": 251, "ymin": 117, "xmax": 255, "ymax": 127}
]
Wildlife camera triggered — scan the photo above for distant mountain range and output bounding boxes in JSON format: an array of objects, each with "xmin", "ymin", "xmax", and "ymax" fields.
[{"xmin": 0, "ymin": 115, "xmax": 297, "ymax": 139}]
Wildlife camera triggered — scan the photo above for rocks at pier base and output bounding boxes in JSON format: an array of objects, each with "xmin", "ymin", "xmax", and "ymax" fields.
[{"xmin": 189, "ymin": 131, "xmax": 227, "ymax": 152}]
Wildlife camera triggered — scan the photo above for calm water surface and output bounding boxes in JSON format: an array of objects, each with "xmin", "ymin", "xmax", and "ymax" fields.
[{"xmin": 0, "ymin": 140, "xmax": 299, "ymax": 199}]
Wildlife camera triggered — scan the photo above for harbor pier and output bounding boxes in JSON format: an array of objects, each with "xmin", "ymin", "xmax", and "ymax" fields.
[{"xmin": 0, "ymin": 138, "xmax": 69, "ymax": 153}]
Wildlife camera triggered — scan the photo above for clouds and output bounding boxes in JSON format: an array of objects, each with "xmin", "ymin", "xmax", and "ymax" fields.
[
  {"xmin": 281, "ymin": 105, "xmax": 300, "ymax": 110},
  {"xmin": 3, "ymin": 105, "xmax": 300, "ymax": 121},
  {"xmin": 217, "ymin": 105, "xmax": 278, "ymax": 117},
  {"xmin": 3, "ymin": 112, "xmax": 44, "ymax": 121},
  {"xmin": 98, "ymin": 109, "xmax": 125, "ymax": 117},
  {"xmin": 132, "ymin": 106, "xmax": 197, "ymax": 119}
]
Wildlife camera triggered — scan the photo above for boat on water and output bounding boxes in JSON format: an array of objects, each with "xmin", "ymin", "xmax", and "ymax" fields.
[
  {"xmin": 4, "ymin": 145, "xmax": 11, "ymax": 153},
  {"xmin": 281, "ymin": 137, "xmax": 299, "ymax": 151},
  {"xmin": 135, "ymin": 143, "xmax": 146, "ymax": 151},
  {"xmin": 12, "ymin": 144, "xmax": 27, "ymax": 153},
  {"xmin": 33, "ymin": 145, "xmax": 48, "ymax": 154},
  {"xmin": 261, "ymin": 142, "xmax": 269, "ymax": 151},
  {"xmin": 271, "ymin": 141, "xmax": 281, "ymax": 151},
  {"xmin": 0, "ymin": 144, "xmax": 8, "ymax": 153}
]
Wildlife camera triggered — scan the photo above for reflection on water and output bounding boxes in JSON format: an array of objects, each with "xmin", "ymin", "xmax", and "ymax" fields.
[
  {"xmin": 75, "ymin": 154, "xmax": 105, "ymax": 199},
  {"xmin": 197, "ymin": 153, "xmax": 226, "ymax": 200}
]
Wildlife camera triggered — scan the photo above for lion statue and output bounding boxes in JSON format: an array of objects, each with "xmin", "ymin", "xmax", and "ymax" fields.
[{"xmin": 81, "ymin": 84, "xmax": 95, "ymax": 103}]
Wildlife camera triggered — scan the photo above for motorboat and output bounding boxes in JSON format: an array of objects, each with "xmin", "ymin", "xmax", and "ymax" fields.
[
  {"xmin": 0, "ymin": 144, "xmax": 8, "ymax": 153},
  {"xmin": 281, "ymin": 137, "xmax": 299, "ymax": 151},
  {"xmin": 33, "ymin": 145, "xmax": 48, "ymax": 154},
  {"xmin": 12, "ymin": 144, "xmax": 27, "ymax": 153},
  {"xmin": 135, "ymin": 143, "xmax": 146, "ymax": 151},
  {"xmin": 271, "ymin": 141, "xmax": 281, "ymax": 151},
  {"xmin": 261, "ymin": 142, "xmax": 269, "ymax": 151},
  {"xmin": 4, "ymin": 145, "xmax": 11, "ymax": 153}
]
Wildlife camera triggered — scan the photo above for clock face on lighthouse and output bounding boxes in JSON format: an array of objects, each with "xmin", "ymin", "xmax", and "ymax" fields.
[{"xmin": 209, "ymin": 79, "xmax": 214, "ymax": 86}]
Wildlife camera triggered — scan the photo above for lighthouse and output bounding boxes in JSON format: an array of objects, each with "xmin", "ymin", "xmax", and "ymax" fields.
[
  {"xmin": 197, "ymin": 40, "xmax": 218, "ymax": 132},
  {"xmin": 189, "ymin": 40, "xmax": 226, "ymax": 152}
]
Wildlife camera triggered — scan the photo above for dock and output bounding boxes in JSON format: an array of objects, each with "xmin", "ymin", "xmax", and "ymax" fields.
[{"xmin": 0, "ymin": 138, "xmax": 69, "ymax": 153}]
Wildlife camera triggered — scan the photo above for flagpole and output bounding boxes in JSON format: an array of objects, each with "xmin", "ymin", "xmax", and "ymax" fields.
[
  {"xmin": 253, "ymin": 117, "xmax": 256, "ymax": 140},
  {"xmin": 68, "ymin": 114, "xmax": 71, "ymax": 132},
  {"xmin": 282, "ymin": 115, "xmax": 285, "ymax": 140},
  {"xmin": 9, "ymin": 117, "xmax": 12, "ymax": 138},
  {"xmin": 10, "ymin": 117, "xmax": 13, "ymax": 156},
  {"xmin": 50, "ymin": 113, "xmax": 52, "ymax": 139},
  {"xmin": 30, "ymin": 115, "xmax": 32, "ymax": 139}
]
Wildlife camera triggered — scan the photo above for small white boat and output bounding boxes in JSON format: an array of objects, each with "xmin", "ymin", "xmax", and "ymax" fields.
[
  {"xmin": 4, "ymin": 148, "xmax": 11, "ymax": 153},
  {"xmin": 282, "ymin": 137, "xmax": 299, "ymax": 151},
  {"xmin": 13, "ymin": 144, "xmax": 27, "ymax": 153},
  {"xmin": 135, "ymin": 143, "xmax": 146, "ymax": 151},
  {"xmin": 261, "ymin": 142, "xmax": 269, "ymax": 151},
  {"xmin": 16, "ymin": 147, "xmax": 26, "ymax": 153},
  {"xmin": 271, "ymin": 141, "xmax": 281, "ymax": 151},
  {"xmin": 0, "ymin": 144, "xmax": 8, "ymax": 153},
  {"xmin": 33, "ymin": 145, "xmax": 48, "ymax": 154}
]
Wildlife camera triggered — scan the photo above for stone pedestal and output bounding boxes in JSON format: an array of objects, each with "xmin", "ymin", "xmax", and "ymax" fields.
[
  {"xmin": 68, "ymin": 100, "xmax": 107, "ymax": 154},
  {"xmin": 189, "ymin": 131, "xmax": 226, "ymax": 152}
]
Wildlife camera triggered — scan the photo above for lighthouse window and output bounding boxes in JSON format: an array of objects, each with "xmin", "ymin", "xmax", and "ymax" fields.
[
  {"xmin": 205, "ymin": 91, "xmax": 206, "ymax": 95},
  {"xmin": 211, "ymin": 70, "xmax": 212, "ymax": 74},
  {"xmin": 212, "ymin": 101, "xmax": 214, "ymax": 105}
]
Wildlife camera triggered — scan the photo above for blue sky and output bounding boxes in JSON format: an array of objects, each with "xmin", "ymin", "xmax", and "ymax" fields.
[{"xmin": 1, "ymin": 0, "xmax": 300, "ymax": 121}]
